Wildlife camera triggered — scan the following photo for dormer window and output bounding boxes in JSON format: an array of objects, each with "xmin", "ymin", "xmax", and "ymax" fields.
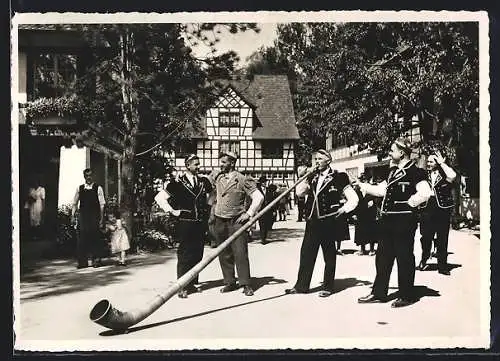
[{"xmin": 219, "ymin": 110, "xmax": 240, "ymax": 127}]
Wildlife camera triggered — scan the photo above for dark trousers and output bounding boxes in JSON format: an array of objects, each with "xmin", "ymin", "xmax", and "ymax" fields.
[
  {"xmin": 420, "ymin": 197, "xmax": 452, "ymax": 271},
  {"xmin": 213, "ymin": 216, "xmax": 251, "ymax": 286},
  {"xmin": 77, "ymin": 215, "xmax": 102, "ymax": 266},
  {"xmin": 294, "ymin": 217, "xmax": 337, "ymax": 292},
  {"xmin": 297, "ymin": 198, "xmax": 306, "ymax": 221},
  {"xmin": 176, "ymin": 220, "xmax": 205, "ymax": 289},
  {"xmin": 258, "ymin": 214, "xmax": 274, "ymax": 242},
  {"xmin": 372, "ymin": 214, "xmax": 418, "ymax": 300}
]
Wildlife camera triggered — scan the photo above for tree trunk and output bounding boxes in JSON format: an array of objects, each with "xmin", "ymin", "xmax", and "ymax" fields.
[
  {"xmin": 120, "ymin": 136, "xmax": 137, "ymax": 251},
  {"xmin": 117, "ymin": 28, "xmax": 140, "ymax": 251}
]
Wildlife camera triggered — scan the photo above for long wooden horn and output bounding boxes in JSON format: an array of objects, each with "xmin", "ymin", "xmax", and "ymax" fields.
[{"xmin": 89, "ymin": 165, "xmax": 318, "ymax": 332}]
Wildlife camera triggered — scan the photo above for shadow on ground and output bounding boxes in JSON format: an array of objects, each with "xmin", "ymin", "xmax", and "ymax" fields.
[
  {"xmin": 265, "ymin": 228, "xmax": 304, "ymax": 241},
  {"xmin": 418, "ymin": 263, "xmax": 462, "ymax": 273},
  {"xmin": 386, "ymin": 285, "xmax": 441, "ymax": 302},
  {"xmin": 99, "ymin": 293, "xmax": 288, "ymax": 337},
  {"xmin": 196, "ymin": 276, "xmax": 287, "ymax": 293},
  {"xmin": 20, "ymin": 250, "xmax": 177, "ymax": 301},
  {"xmin": 305, "ymin": 277, "xmax": 372, "ymax": 295}
]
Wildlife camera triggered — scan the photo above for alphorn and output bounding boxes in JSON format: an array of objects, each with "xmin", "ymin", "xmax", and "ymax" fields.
[{"xmin": 89, "ymin": 165, "xmax": 319, "ymax": 332}]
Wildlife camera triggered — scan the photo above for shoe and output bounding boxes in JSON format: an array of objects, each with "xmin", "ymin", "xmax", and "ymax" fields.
[
  {"xmin": 93, "ymin": 260, "xmax": 102, "ymax": 268},
  {"xmin": 369, "ymin": 251, "xmax": 376, "ymax": 256},
  {"xmin": 319, "ymin": 290, "xmax": 333, "ymax": 298},
  {"xmin": 210, "ymin": 242, "xmax": 217, "ymax": 248},
  {"xmin": 358, "ymin": 294, "xmax": 385, "ymax": 304},
  {"xmin": 355, "ymin": 250, "xmax": 366, "ymax": 256},
  {"xmin": 186, "ymin": 285, "xmax": 200, "ymax": 294},
  {"xmin": 77, "ymin": 264, "xmax": 88, "ymax": 269},
  {"xmin": 243, "ymin": 286, "xmax": 254, "ymax": 296},
  {"xmin": 416, "ymin": 261, "xmax": 429, "ymax": 271},
  {"xmin": 178, "ymin": 290, "xmax": 188, "ymax": 298},
  {"xmin": 336, "ymin": 250, "xmax": 344, "ymax": 256},
  {"xmin": 220, "ymin": 283, "xmax": 239, "ymax": 293},
  {"xmin": 391, "ymin": 298, "xmax": 416, "ymax": 308},
  {"xmin": 285, "ymin": 287, "xmax": 307, "ymax": 295},
  {"xmin": 117, "ymin": 261, "xmax": 127, "ymax": 266},
  {"xmin": 261, "ymin": 240, "xmax": 268, "ymax": 245},
  {"xmin": 438, "ymin": 269, "xmax": 450, "ymax": 275}
]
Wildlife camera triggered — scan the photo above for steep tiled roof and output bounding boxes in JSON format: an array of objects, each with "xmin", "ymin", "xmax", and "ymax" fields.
[{"xmin": 223, "ymin": 75, "xmax": 299, "ymax": 140}]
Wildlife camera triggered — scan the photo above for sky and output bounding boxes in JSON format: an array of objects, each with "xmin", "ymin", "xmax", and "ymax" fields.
[{"xmin": 189, "ymin": 23, "xmax": 279, "ymax": 67}]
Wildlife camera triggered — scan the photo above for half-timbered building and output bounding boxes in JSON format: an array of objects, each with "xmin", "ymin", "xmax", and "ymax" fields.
[{"xmin": 170, "ymin": 75, "xmax": 300, "ymax": 188}]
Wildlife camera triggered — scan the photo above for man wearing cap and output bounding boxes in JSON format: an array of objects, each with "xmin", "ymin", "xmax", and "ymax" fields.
[
  {"xmin": 417, "ymin": 150, "xmax": 457, "ymax": 275},
  {"xmin": 356, "ymin": 137, "xmax": 432, "ymax": 308},
  {"xmin": 208, "ymin": 150, "xmax": 264, "ymax": 296},
  {"xmin": 285, "ymin": 149, "xmax": 359, "ymax": 298},
  {"xmin": 154, "ymin": 154, "xmax": 212, "ymax": 298}
]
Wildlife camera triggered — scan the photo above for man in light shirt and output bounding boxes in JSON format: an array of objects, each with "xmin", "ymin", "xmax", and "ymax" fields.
[
  {"xmin": 208, "ymin": 150, "xmax": 264, "ymax": 296},
  {"xmin": 285, "ymin": 149, "xmax": 359, "ymax": 298},
  {"xmin": 72, "ymin": 168, "xmax": 106, "ymax": 269},
  {"xmin": 357, "ymin": 138, "xmax": 432, "ymax": 308}
]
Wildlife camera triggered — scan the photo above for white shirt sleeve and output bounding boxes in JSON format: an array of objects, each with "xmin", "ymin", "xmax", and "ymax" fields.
[
  {"xmin": 341, "ymin": 186, "xmax": 359, "ymax": 213},
  {"xmin": 296, "ymin": 179, "xmax": 310, "ymax": 198},
  {"xmin": 97, "ymin": 186, "xmax": 106, "ymax": 206},
  {"xmin": 408, "ymin": 180, "xmax": 433, "ymax": 208},
  {"xmin": 154, "ymin": 190, "xmax": 175, "ymax": 213},
  {"xmin": 246, "ymin": 189, "xmax": 265, "ymax": 217},
  {"xmin": 73, "ymin": 186, "xmax": 80, "ymax": 208},
  {"xmin": 359, "ymin": 181, "xmax": 387, "ymax": 197}
]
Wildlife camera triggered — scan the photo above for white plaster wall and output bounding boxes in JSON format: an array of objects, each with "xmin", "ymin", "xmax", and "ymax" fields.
[{"xmin": 58, "ymin": 145, "xmax": 88, "ymax": 207}]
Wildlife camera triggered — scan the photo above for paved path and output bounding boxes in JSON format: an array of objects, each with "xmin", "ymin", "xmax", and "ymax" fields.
[{"xmin": 15, "ymin": 210, "xmax": 488, "ymax": 350}]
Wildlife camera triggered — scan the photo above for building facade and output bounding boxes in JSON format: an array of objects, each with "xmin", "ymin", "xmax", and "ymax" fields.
[
  {"xmin": 327, "ymin": 115, "xmax": 422, "ymax": 181},
  {"xmin": 15, "ymin": 26, "xmax": 123, "ymax": 240},
  {"xmin": 168, "ymin": 75, "xmax": 300, "ymax": 188}
]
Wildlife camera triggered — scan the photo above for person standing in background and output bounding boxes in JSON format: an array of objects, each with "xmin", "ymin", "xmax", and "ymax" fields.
[
  {"xmin": 417, "ymin": 150, "xmax": 457, "ymax": 275},
  {"xmin": 24, "ymin": 175, "xmax": 46, "ymax": 241},
  {"xmin": 256, "ymin": 176, "xmax": 277, "ymax": 245},
  {"xmin": 72, "ymin": 168, "xmax": 106, "ymax": 269},
  {"xmin": 353, "ymin": 173, "xmax": 378, "ymax": 256}
]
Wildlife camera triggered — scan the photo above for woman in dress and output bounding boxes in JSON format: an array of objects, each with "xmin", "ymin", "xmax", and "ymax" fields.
[
  {"xmin": 24, "ymin": 176, "xmax": 45, "ymax": 240},
  {"xmin": 353, "ymin": 174, "xmax": 378, "ymax": 256}
]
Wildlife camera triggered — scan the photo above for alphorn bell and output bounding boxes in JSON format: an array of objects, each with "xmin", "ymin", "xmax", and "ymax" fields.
[{"xmin": 90, "ymin": 165, "xmax": 319, "ymax": 332}]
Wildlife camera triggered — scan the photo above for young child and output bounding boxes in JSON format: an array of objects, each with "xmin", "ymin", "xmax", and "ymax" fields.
[{"xmin": 105, "ymin": 210, "xmax": 130, "ymax": 266}]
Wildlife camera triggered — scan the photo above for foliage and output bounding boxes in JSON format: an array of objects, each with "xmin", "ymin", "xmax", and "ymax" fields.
[
  {"xmin": 54, "ymin": 204, "xmax": 77, "ymax": 256},
  {"xmin": 244, "ymin": 23, "xmax": 479, "ymax": 177},
  {"xmin": 24, "ymin": 94, "xmax": 104, "ymax": 124},
  {"xmin": 47, "ymin": 23, "xmax": 259, "ymax": 234},
  {"xmin": 136, "ymin": 229, "xmax": 175, "ymax": 252}
]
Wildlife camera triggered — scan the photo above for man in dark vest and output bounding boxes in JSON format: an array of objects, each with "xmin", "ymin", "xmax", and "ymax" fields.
[
  {"xmin": 154, "ymin": 154, "xmax": 213, "ymax": 298},
  {"xmin": 417, "ymin": 150, "xmax": 457, "ymax": 275},
  {"xmin": 285, "ymin": 149, "xmax": 359, "ymax": 298},
  {"xmin": 209, "ymin": 150, "xmax": 264, "ymax": 296},
  {"xmin": 357, "ymin": 138, "xmax": 432, "ymax": 308},
  {"xmin": 72, "ymin": 168, "xmax": 106, "ymax": 269}
]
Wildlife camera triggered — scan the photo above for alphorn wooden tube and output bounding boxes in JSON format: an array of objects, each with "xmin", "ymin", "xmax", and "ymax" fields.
[{"xmin": 89, "ymin": 166, "xmax": 318, "ymax": 331}]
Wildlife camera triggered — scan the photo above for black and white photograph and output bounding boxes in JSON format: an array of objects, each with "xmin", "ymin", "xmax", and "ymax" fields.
[{"xmin": 11, "ymin": 11, "xmax": 490, "ymax": 351}]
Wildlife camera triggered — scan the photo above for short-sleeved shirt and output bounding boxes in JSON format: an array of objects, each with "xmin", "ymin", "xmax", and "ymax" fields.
[{"xmin": 213, "ymin": 170, "xmax": 257, "ymax": 218}]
